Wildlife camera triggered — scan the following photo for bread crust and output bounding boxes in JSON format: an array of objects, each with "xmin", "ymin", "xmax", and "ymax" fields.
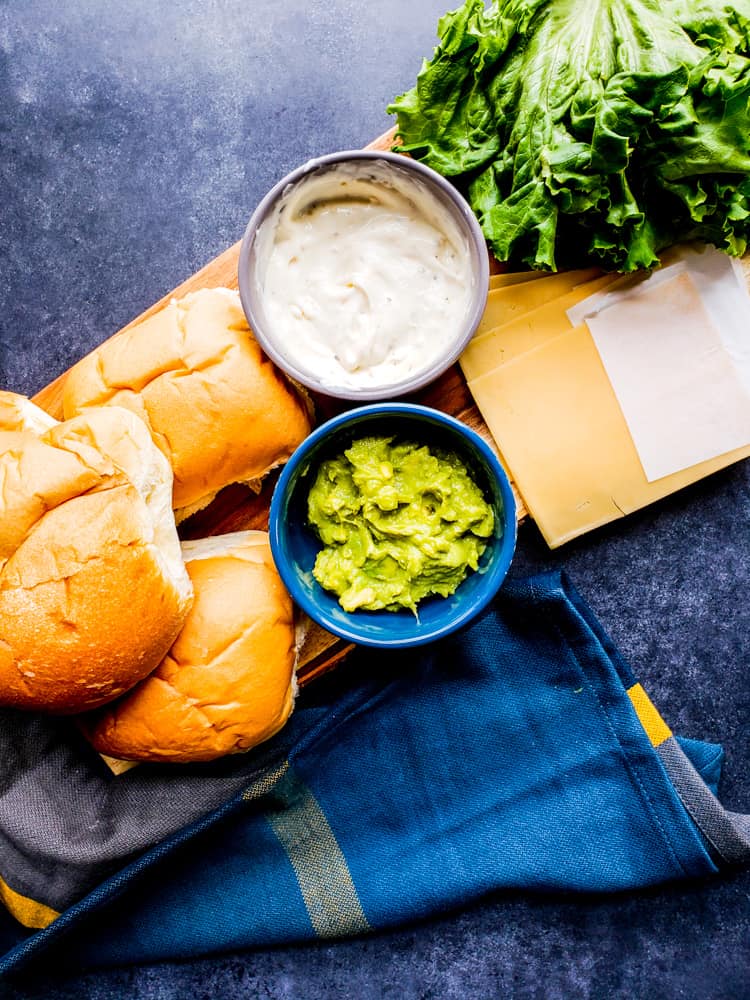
[
  {"xmin": 0, "ymin": 400, "xmax": 193, "ymax": 713},
  {"xmin": 62, "ymin": 288, "xmax": 313, "ymax": 518},
  {"xmin": 82, "ymin": 530, "xmax": 297, "ymax": 762},
  {"xmin": 0, "ymin": 391, "xmax": 57, "ymax": 434}
]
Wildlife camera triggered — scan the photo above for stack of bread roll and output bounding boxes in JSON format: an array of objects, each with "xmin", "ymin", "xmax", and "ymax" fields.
[{"xmin": 0, "ymin": 288, "xmax": 312, "ymax": 763}]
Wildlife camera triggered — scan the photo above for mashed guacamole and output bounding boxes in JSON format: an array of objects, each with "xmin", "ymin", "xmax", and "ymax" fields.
[{"xmin": 307, "ymin": 435, "xmax": 495, "ymax": 612}]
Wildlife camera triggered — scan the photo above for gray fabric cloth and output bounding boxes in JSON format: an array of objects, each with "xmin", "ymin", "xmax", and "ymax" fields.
[
  {"xmin": 657, "ymin": 737, "xmax": 750, "ymax": 865},
  {"xmin": 0, "ymin": 710, "xmax": 289, "ymax": 910}
]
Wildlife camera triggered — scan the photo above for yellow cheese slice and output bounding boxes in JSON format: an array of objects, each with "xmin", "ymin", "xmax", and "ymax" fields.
[
  {"xmin": 475, "ymin": 267, "xmax": 603, "ymax": 338},
  {"xmin": 468, "ymin": 323, "xmax": 750, "ymax": 547},
  {"xmin": 489, "ymin": 271, "xmax": 548, "ymax": 290},
  {"xmin": 461, "ymin": 272, "xmax": 620, "ymax": 383}
]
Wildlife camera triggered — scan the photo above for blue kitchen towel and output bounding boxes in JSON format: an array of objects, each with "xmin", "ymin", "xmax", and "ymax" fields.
[{"xmin": 0, "ymin": 571, "xmax": 746, "ymax": 979}]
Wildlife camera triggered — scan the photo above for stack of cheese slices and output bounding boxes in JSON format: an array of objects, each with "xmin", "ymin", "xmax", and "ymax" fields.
[{"xmin": 462, "ymin": 253, "xmax": 750, "ymax": 548}]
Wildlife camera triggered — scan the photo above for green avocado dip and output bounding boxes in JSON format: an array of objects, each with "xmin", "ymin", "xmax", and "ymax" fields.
[{"xmin": 306, "ymin": 435, "xmax": 495, "ymax": 613}]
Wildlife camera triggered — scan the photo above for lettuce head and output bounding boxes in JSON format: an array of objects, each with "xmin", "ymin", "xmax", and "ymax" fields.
[{"xmin": 389, "ymin": 0, "xmax": 750, "ymax": 270}]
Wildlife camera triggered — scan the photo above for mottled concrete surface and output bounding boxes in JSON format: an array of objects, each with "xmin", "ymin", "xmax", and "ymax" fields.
[{"xmin": 1, "ymin": 1, "xmax": 749, "ymax": 997}]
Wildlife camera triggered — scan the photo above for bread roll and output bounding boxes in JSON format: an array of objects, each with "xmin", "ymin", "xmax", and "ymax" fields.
[
  {"xmin": 62, "ymin": 287, "xmax": 313, "ymax": 522},
  {"xmin": 82, "ymin": 531, "xmax": 297, "ymax": 762},
  {"xmin": 0, "ymin": 401, "xmax": 193, "ymax": 713},
  {"xmin": 0, "ymin": 390, "xmax": 57, "ymax": 434}
]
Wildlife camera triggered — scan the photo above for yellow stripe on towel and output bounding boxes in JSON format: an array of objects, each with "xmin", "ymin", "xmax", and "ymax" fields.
[
  {"xmin": 265, "ymin": 768, "xmax": 371, "ymax": 939},
  {"xmin": 0, "ymin": 875, "xmax": 60, "ymax": 929},
  {"xmin": 627, "ymin": 683, "xmax": 672, "ymax": 748}
]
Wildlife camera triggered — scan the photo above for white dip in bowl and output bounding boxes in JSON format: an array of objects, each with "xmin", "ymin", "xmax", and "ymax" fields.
[{"xmin": 239, "ymin": 151, "xmax": 488, "ymax": 400}]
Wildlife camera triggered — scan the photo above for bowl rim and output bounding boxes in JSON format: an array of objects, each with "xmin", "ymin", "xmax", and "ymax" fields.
[
  {"xmin": 237, "ymin": 149, "xmax": 490, "ymax": 401},
  {"xmin": 268, "ymin": 402, "xmax": 517, "ymax": 648}
]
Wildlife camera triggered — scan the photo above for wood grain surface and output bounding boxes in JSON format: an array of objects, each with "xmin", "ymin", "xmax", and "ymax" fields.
[{"xmin": 31, "ymin": 128, "xmax": 527, "ymax": 685}]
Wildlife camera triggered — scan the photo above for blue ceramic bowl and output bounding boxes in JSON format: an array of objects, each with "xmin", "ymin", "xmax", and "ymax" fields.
[{"xmin": 268, "ymin": 403, "xmax": 517, "ymax": 648}]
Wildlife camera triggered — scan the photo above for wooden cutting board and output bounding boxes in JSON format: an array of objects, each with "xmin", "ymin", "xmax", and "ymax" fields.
[{"xmin": 31, "ymin": 128, "xmax": 527, "ymax": 687}]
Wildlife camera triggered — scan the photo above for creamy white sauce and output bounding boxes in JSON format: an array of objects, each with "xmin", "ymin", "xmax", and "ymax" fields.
[{"xmin": 254, "ymin": 160, "xmax": 475, "ymax": 391}]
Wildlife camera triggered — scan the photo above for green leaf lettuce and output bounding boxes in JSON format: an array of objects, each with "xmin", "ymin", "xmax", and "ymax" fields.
[{"xmin": 389, "ymin": 0, "xmax": 750, "ymax": 270}]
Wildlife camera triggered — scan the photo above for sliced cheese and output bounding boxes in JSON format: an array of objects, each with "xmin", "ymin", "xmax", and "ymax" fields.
[
  {"xmin": 460, "ymin": 272, "xmax": 620, "ymax": 383},
  {"xmin": 475, "ymin": 267, "xmax": 603, "ymax": 338},
  {"xmin": 489, "ymin": 271, "xmax": 548, "ymax": 290},
  {"xmin": 468, "ymin": 322, "xmax": 750, "ymax": 548}
]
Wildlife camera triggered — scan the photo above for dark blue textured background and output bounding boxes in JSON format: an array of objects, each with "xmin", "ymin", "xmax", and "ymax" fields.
[{"xmin": 1, "ymin": 2, "xmax": 749, "ymax": 997}]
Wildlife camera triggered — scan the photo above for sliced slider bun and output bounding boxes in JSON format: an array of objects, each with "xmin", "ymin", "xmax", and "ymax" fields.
[
  {"xmin": 0, "ymin": 397, "xmax": 193, "ymax": 713},
  {"xmin": 62, "ymin": 287, "xmax": 313, "ymax": 522},
  {"xmin": 82, "ymin": 530, "xmax": 297, "ymax": 763}
]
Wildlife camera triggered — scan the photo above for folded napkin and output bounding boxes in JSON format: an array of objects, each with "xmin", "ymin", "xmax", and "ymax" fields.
[{"xmin": 0, "ymin": 571, "xmax": 747, "ymax": 981}]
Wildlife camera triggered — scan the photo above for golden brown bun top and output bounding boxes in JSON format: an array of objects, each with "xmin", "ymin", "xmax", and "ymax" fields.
[
  {"xmin": 82, "ymin": 530, "xmax": 297, "ymax": 763},
  {"xmin": 62, "ymin": 288, "xmax": 313, "ymax": 519},
  {"xmin": 0, "ymin": 403, "xmax": 193, "ymax": 713}
]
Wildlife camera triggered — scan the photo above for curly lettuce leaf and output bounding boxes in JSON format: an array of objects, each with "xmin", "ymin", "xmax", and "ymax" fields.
[{"xmin": 389, "ymin": 0, "xmax": 750, "ymax": 270}]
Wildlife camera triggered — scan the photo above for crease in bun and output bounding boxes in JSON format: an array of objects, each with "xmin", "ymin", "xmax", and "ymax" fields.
[
  {"xmin": 82, "ymin": 530, "xmax": 298, "ymax": 763},
  {"xmin": 62, "ymin": 287, "xmax": 313, "ymax": 522},
  {"xmin": 0, "ymin": 400, "xmax": 193, "ymax": 714},
  {"xmin": 51, "ymin": 407, "xmax": 187, "ymax": 592},
  {"xmin": 0, "ymin": 391, "xmax": 58, "ymax": 435}
]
